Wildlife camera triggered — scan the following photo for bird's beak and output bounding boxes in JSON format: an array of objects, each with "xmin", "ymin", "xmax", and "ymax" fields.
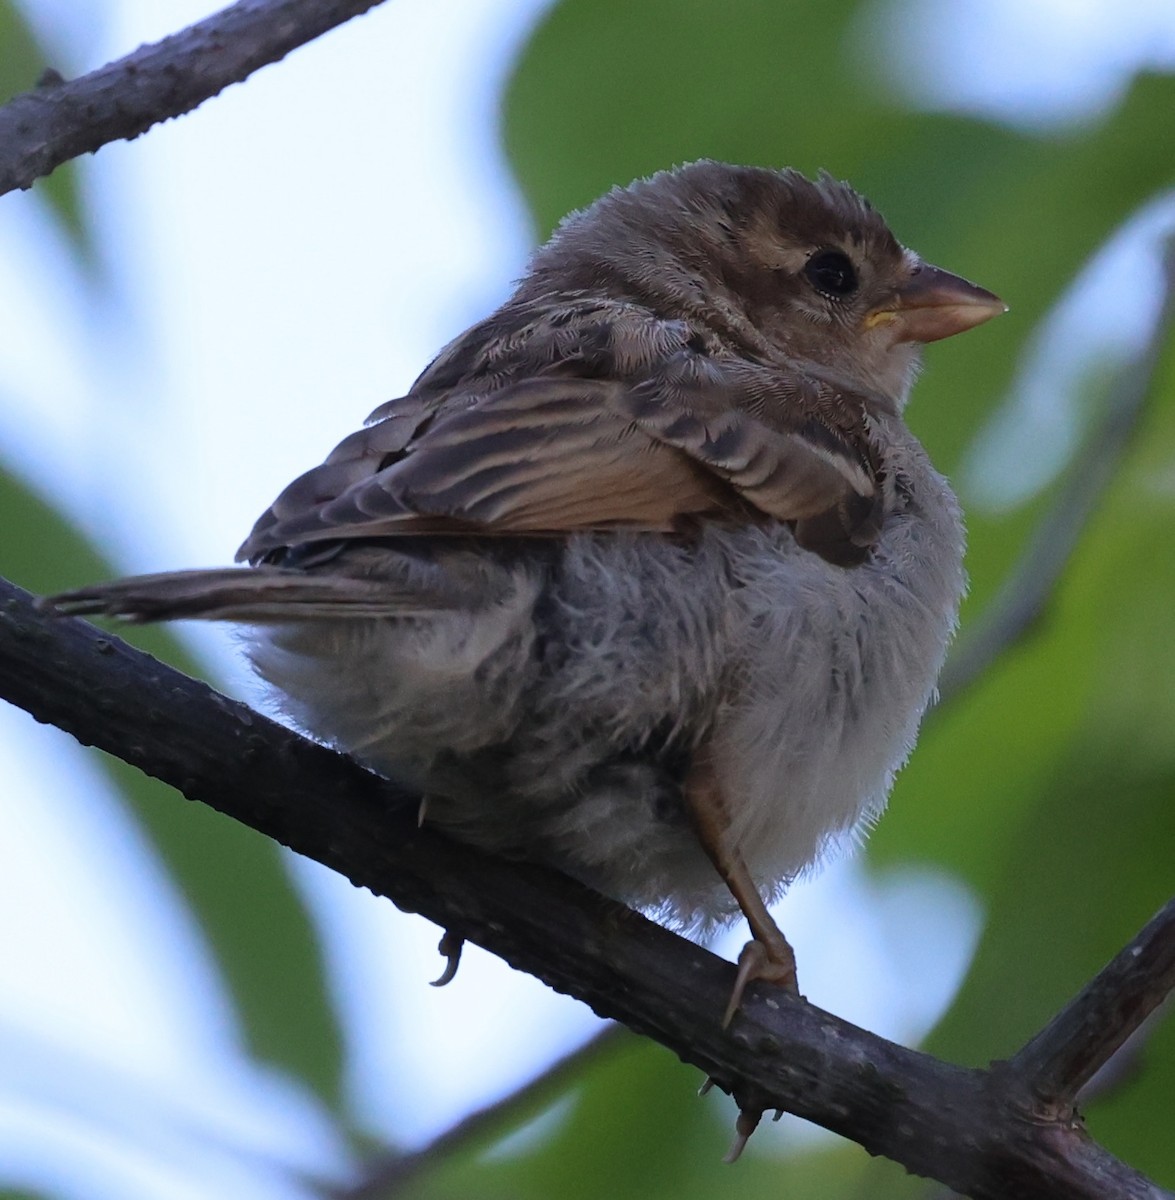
[{"xmin": 866, "ymin": 264, "xmax": 1006, "ymax": 344}]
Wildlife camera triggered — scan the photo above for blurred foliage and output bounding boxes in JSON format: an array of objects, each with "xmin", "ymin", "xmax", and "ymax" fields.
[
  {"xmin": 0, "ymin": 465, "xmax": 347, "ymax": 1110},
  {"xmin": 0, "ymin": 0, "xmax": 89, "ymax": 255},
  {"xmin": 0, "ymin": 0, "xmax": 345, "ymax": 1111},
  {"xmin": 1, "ymin": 0, "xmax": 1174, "ymax": 1198},
  {"xmin": 405, "ymin": 1036, "xmax": 877, "ymax": 1199}
]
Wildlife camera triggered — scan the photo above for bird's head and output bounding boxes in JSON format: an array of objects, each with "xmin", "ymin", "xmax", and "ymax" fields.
[{"xmin": 525, "ymin": 161, "xmax": 1005, "ymax": 412}]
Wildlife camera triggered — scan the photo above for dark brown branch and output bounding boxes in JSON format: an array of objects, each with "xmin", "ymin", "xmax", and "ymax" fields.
[
  {"xmin": 1075, "ymin": 997, "xmax": 1173, "ymax": 1108},
  {"xmin": 938, "ymin": 236, "xmax": 1175, "ymax": 705},
  {"xmin": 2, "ymin": 578, "xmax": 1173, "ymax": 1198},
  {"xmin": 1013, "ymin": 899, "xmax": 1175, "ymax": 1103},
  {"xmin": 0, "ymin": 0, "xmax": 388, "ymax": 197}
]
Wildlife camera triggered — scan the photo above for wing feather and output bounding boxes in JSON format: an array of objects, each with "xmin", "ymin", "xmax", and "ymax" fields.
[{"xmin": 238, "ymin": 332, "xmax": 880, "ymax": 563}]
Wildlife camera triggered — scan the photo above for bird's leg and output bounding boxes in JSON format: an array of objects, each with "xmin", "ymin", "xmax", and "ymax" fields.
[{"xmin": 684, "ymin": 753, "xmax": 799, "ymax": 1028}]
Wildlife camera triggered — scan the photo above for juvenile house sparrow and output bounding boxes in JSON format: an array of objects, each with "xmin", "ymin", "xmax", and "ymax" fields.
[{"xmin": 48, "ymin": 161, "xmax": 1002, "ymax": 1031}]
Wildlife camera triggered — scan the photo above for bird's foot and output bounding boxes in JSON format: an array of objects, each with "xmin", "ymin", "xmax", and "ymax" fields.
[{"xmin": 722, "ymin": 936, "xmax": 798, "ymax": 1028}]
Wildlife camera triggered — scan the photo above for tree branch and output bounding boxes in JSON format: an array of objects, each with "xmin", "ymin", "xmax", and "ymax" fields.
[
  {"xmin": 1, "ymin": 577, "xmax": 1172, "ymax": 1199},
  {"xmin": 0, "ymin": 0, "xmax": 388, "ymax": 197},
  {"xmin": 1012, "ymin": 900, "xmax": 1175, "ymax": 1105}
]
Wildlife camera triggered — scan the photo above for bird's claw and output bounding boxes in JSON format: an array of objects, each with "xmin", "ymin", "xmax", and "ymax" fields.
[
  {"xmin": 722, "ymin": 937, "xmax": 798, "ymax": 1028},
  {"xmin": 429, "ymin": 930, "xmax": 464, "ymax": 987},
  {"xmin": 724, "ymin": 1105, "xmax": 764, "ymax": 1163}
]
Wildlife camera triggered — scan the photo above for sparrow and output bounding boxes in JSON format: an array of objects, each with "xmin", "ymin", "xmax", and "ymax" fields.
[{"xmin": 47, "ymin": 161, "xmax": 1003, "ymax": 1039}]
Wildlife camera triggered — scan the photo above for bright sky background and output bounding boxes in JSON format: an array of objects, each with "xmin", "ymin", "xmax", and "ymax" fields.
[{"xmin": 1, "ymin": 1, "xmax": 1175, "ymax": 1197}]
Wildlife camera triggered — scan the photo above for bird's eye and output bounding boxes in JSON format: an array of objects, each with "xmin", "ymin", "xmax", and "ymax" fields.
[{"xmin": 803, "ymin": 249, "xmax": 858, "ymax": 299}]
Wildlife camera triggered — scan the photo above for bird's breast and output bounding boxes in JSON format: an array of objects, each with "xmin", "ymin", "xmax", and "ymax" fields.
[{"xmin": 711, "ymin": 444, "xmax": 966, "ymax": 887}]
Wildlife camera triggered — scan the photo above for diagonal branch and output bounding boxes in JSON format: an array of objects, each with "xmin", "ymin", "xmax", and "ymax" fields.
[
  {"xmin": 0, "ymin": 0, "xmax": 389, "ymax": 197},
  {"xmin": 1, "ymin": 576, "xmax": 1173, "ymax": 1199},
  {"xmin": 1013, "ymin": 899, "xmax": 1175, "ymax": 1104}
]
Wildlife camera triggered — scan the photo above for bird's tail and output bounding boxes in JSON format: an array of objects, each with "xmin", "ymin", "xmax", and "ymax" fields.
[{"xmin": 40, "ymin": 567, "xmax": 448, "ymax": 623}]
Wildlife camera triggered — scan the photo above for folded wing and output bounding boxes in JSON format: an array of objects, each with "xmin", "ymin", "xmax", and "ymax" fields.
[{"xmin": 239, "ymin": 349, "xmax": 880, "ymax": 564}]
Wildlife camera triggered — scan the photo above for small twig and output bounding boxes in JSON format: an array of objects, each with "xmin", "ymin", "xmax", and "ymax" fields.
[
  {"xmin": 332, "ymin": 1026, "xmax": 629, "ymax": 1199},
  {"xmin": 1012, "ymin": 898, "xmax": 1175, "ymax": 1103},
  {"xmin": 927, "ymin": 910, "xmax": 1175, "ymax": 1200},
  {"xmin": 938, "ymin": 235, "xmax": 1175, "ymax": 705},
  {"xmin": 0, "ymin": 0, "xmax": 388, "ymax": 197}
]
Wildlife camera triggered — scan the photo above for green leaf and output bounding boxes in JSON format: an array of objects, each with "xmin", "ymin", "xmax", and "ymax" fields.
[{"xmin": 0, "ymin": 461, "xmax": 346, "ymax": 1109}]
